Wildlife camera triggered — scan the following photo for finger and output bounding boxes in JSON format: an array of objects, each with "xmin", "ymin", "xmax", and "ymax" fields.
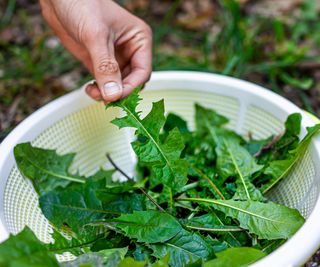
[
  {"xmin": 122, "ymin": 33, "xmax": 152, "ymax": 98},
  {"xmin": 121, "ymin": 64, "xmax": 131, "ymax": 79},
  {"xmin": 86, "ymin": 36, "xmax": 123, "ymax": 102},
  {"xmin": 115, "ymin": 41, "xmax": 134, "ymax": 71},
  {"xmin": 85, "ymin": 84, "xmax": 103, "ymax": 101}
]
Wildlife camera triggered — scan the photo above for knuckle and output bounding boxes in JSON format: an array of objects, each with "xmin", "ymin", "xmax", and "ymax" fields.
[
  {"xmin": 140, "ymin": 22, "xmax": 152, "ymax": 37},
  {"xmin": 96, "ymin": 57, "xmax": 119, "ymax": 75},
  {"xmin": 145, "ymin": 25, "xmax": 153, "ymax": 38},
  {"xmin": 131, "ymin": 24, "xmax": 152, "ymax": 46}
]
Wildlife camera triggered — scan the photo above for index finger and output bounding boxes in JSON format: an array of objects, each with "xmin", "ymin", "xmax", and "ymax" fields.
[{"xmin": 121, "ymin": 34, "xmax": 152, "ymax": 98}]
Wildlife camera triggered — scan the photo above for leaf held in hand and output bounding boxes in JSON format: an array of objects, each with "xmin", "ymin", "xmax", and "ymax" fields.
[{"xmin": 106, "ymin": 89, "xmax": 188, "ymax": 191}]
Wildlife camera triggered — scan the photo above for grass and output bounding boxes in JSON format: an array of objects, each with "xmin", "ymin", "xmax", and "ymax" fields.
[
  {"xmin": 150, "ymin": 0, "xmax": 320, "ymax": 114},
  {"xmin": 0, "ymin": 0, "xmax": 320, "ymax": 137}
]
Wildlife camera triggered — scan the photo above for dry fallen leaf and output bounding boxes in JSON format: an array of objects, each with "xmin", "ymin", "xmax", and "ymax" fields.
[
  {"xmin": 177, "ymin": 0, "xmax": 216, "ymax": 30},
  {"xmin": 246, "ymin": 0, "xmax": 303, "ymax": 17}
]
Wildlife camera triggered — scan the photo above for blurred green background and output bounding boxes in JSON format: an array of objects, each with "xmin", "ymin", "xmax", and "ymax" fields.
[
  {"xmin": 0, "ymin": 0, "xmax": 320, "ymax": 265},
  {"xmin": 1, "ymin": 0, "xmax": 320, "ymax": 141}
]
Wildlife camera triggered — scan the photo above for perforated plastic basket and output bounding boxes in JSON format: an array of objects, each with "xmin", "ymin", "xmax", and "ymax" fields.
[{"xmin": 1, "ymin": 71, "xmax": 320, "ymax": 266}]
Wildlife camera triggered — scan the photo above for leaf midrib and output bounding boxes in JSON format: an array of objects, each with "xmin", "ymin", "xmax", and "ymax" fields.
[
  {"xmin": 109, "ymin": 221, "xmax": 177, "ymax": 229},
  {"xmin": 186, "ymin": 225, "xmax": 244, "ymax": 232},
  {"xmin": 49, "ymin": 235, "xmax": 104, "ymax": 253},
  {"xmin": 41, "ymin": 202, "xmax": 120, "ymax": 215},
  {"xmin": 262, "ymin": 157, "xmax": 298, "ymax": 194},
  {"xmin": 210, "ymin": 210, "xmax": 241, "ymax": 247},
  {"xmin": 180, "ymin": 198, "xmax": 283, "ymax": 224},
  {"xmin": 204, "ymin": 119, "xmax": 250, "ymax": 200},
  {"xmin": 21, "ymin": 155, "xmax": 85, "ymax": 184},
  {"xmin": 222, "ymin": 138, "xmax": 251, "ymax": 200},
  {"xmin": 165, "ymin": 242, "xmax": 201, "ymax": 258},
  {"xmin": 262, "ymin": 129, "xmax": 319, "ymax": 194},
  {"xmin": 120, "ymin": 104, "xmax": 175, "ymax": 177}
]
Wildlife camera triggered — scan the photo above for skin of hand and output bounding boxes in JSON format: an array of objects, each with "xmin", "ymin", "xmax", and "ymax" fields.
[{"xmin": 40, "ymin": 0, "xmax": 152, "ymax": 102}]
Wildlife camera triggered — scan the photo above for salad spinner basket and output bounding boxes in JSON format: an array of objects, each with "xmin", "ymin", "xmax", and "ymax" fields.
[{"xmin": 1, "ymin": 71, "xmax": 320, "ymax": 266}]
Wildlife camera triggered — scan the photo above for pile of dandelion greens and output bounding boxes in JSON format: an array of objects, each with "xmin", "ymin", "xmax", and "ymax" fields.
[{"xmin": 1, "ymin": 89, "xmax": 319, "ymax": 267}]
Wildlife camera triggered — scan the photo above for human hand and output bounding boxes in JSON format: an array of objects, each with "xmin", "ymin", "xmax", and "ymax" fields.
[{"xmin": 40, "ymin": 0, "xmax": 152, "ymax": 102}]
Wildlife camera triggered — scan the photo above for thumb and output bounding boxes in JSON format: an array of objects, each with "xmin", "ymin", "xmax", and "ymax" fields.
[{"xmin": 87, "ymin": 39, "xmax": 123, "ymax": 102}]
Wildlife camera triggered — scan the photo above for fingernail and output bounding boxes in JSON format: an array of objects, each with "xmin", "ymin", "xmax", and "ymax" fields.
[
  {"xmin": 85, "ymin": 85, "xmax": 93, "ymax": 94},
  {"xmin": 103, "ymin": 82, "xmax": 121, "ymax": 97}
]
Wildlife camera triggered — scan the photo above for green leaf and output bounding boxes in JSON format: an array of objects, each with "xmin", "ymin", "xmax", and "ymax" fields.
[
  {"xmin": 90, "ymin": 232, "xmax": 131, "ymax": 252},
  {"xmin": 193, "ymin": 104, "xmax": 262, "ymax": 201},
  {"xmin": 204, "ymin": 247, "xmax": 266, "ymax": 267},
  {"xmin": 262, "ymin": 124, "xmax": 320, "ymax": 193},
  {"xmin": 273, "ymin": 113, "xmax": 301, "ymax": 155},
  {"xmin": 245, "ymin": 136, "xmax": 273, "ymax": 156},
  {"xmin": 185, "ymin": 259, "xmax": 204, "ymax": 267},
  {"xmin": 283, "ymin": 113, "xmax": 302, "ymax": 137},
  {"xmin": 216, "ymin": 138, "xmax": 263, "ymax": 201},
  {"xmin": 194, "ymin": 104, "xmax": 242, "ymax": 145},
  {"xmin": 104, "ymin": 251, "xmax": 125, "ymax": 267},
  {"xmin": 259, "ymin": 239, "xmax": 285, "ymax": 254},
  {"xmin": 132, "ymin": 244, "xmax": 153, "ymax": 261},
  {"xmin": 111, "ymin": 210, "xmax": 182, "ymax": 243},
  {"xmin": 195, "ymin": 211, "xmax": 243, "ymax": 248},
  {"xmin": 189, "ymin": 166, "xmax": 225, "ymax": 200},
  {"xmin": 256, "ymin": 113, "xmax": 301, "ymax": 164},
  {"xmin": 181, "ymin": 210, "xmax": 245, "ymax": 248},
  {"xmin": 152, "ymin": 254, "xmax": 170, "ymax": 267},
  {"xmin": 204, "ymin": 236, "xmax": 229, "ymax": 253},
  {"xmin": 103, "ymin": 179, "xmax": 137, "ymax": 194},
  {"xmin": 148, "ymin": 128, "xmax": 189, "ymax": 189},
  {"xmin": 61, "ymin": 248, "xmax": 127, "ymax": 267},
  {"xmin": 180, "ymin": 198, "xmax": 305, "ymax": 239},
  {"xmin": 14, "ymin": 143, "xmax": 85, "ymax": 195},
  {"xmin": 61, "ymin": 253, "xmax": 101, "ymax": 267},
  {"xmin": 149, "ymin": 229, "xmax": 215, "ymax": 267},
  {"xmin": 195, "ymin": 104, "xmax": 229, "ymax": 133},
  {"xmin": 99, "ymin": 247, "xmax": 128, "ymax": 260},
  {"xmin": 107, "ymin": 90, "xmax": 188, "ymax": 191},
  {"xmin": 39, "ymin": 181, "xmax": 118, "ymax": 234},
  {"xmin": 164, "ymin": 113, "xmax": 189, "ymax": 134},
  {"xmin": 117, "ymin": 257, "xmax": 147, "ymax": 267},
  {"xmin": 185, "ymin": 213, "xmax": 243, "ymax": 232},
  {"xmin": 98, "ymin": 192, "xmax": 146, "ymax": 214},
  {"xmin": 47, "ymin": 229, "xmax": 105, "ymax": 256},
  {"xmin": 0, "ymin": 227, "xmax": 59, "ymax": 267}
]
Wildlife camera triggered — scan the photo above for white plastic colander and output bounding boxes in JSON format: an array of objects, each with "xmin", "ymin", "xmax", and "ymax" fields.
[{"xmin": 0, "ymin": 71, "xmax": 320, "ymax": 266}]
